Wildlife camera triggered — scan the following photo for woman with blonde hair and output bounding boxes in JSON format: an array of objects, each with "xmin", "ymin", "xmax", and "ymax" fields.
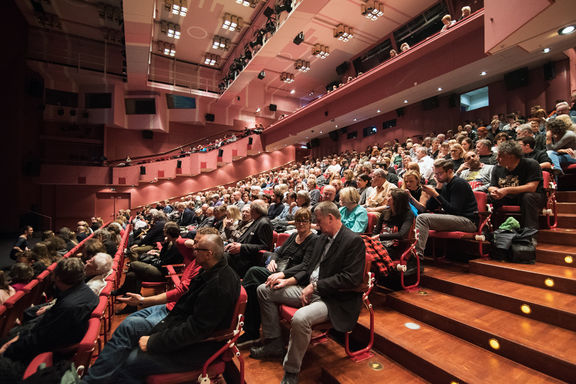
[
  {"xmin": 339, "ymin": 187, "xmax": 369, "ymax": 233},
  {"xmin": 450, "ymin": 143, "xmax": 465, "ymax": 171}
]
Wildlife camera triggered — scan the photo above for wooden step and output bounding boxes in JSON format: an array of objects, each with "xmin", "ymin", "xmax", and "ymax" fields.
[
  {"xmin": 386, "ymin": 289, "xmax": 576, "ymax": 382},
  {"xmin": 354, "ymin": 305, "xmax": 563, "ymax": 384},
  {"xmin": 557, "ymin": 202, "xmax": 576, "ymax": 214},
  {"xmin": 240, "ymin": 336, "xmax": 426, "ymax": 384},
  {"xmin": 537, "ymin": 228, "xmax": 576, "ymax": 246},
  {"xmin": 421, "ymin": 266, "xmax": 576, "ymax": 331},
  {"xmin": 469, "ymin": 259, "xmax": 576, "ymax": 294},
  {"xmin": 557, "ymin": 191, "xmax": 576, "ymax": 202},
  {"xmin": 536, "ymin": 243, "xmax": 576, "ymax": 268},
  {"xmin": 556, "ymin": 213, "xmax": 576, "ymax": 227}
]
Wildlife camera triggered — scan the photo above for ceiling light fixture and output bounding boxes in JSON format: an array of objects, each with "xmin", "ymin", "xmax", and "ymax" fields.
[
  {"xmin": 222, "ymin": 13, "xmax": 243, "ymax": 32},
  {"xmin": 256, "ymin": 107, "xmax": 261, "ymax": 112},
  {"xmin": 212, "ymin": 36, "xmax": 230, "ymax": 50},
  {"xmin": 361, "ymin": 1, "xmax": 384, "ymax": 21},
  {"xmin": 294, "ymin": 59, "xmax": 311, "ymax": 72},
  {"xmin": 158, "ymin": 41, "xmax": 176, "ymax": 57},
  {"xmin": 235, "ymin": 0, "xmax": 258, "ymax": 7},
  {"xmin": 377, "ymin": 109, "xmax": 381, "ymax": 113},
  {"xmin": 334, "ymin": 24, "xmax": 354, "ymax": 42},
  {"xmin": 167, "ymin": 0, "xmax": 188, "ymax": 17},
  {"xmin": 281, "ymin": 72, "xmax": 295, "ymax": 83},
  {"xmin": 542, "ymin": 47, "xmax": 550, "ymax": 53},
  {"xmin": 437, "ymin": 87, "xmax": 443, "ymax": 91},
  {"xmin": 558, "ymin": 25, "xmax": 575, "ymax": 35},
  {"xmin": 204, "ymin": 53, "xmax": 219, "ymax": 66},
  {"xmin": 403, "ymin": 99, "xmax": 408, "ymax": 103},
  {"xmin": 480, "ymin": 71, "xmax": 487, "ymax": 76},
  {"xmin": 312, "ymin": 44, "xmax": 330, "ymax": 59}
]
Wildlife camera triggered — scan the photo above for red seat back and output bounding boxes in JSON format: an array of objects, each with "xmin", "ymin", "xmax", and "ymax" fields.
[
  {"xmin": 365, "ymin": 213, "xmax": 379, "ymax": 234},
  {"xmin": 473, "ymin": 191, "xmax": 487, "ymax": 211},
  {"xmin": 276, "ymin": 233, "xmax": 290, "ymax": 247}
]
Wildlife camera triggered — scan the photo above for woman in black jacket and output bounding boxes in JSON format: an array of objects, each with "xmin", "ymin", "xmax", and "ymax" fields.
[{"xmin": 373, "ymin": 189, "xmax": 415, "ymax": 260}]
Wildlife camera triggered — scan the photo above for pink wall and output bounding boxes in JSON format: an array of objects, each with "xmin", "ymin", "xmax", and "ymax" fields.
[
  {"xmin": 39, "ymin": 146, "xmax": 295, "ymax": 229},
  {"xmin": 311, "ymin": 59, "xmax": 571, "ymax": 157}
]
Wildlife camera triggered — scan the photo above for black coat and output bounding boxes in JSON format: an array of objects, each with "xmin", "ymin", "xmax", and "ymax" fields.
[
  {"xmin": 179, "ymin": 208, "xmax": 195, "ymax": 227},
  {"xmin": 284, "ymin": 225, "xmax": 365, "ymax": 332},
  {"xmin": 230, "ymin": 216, "xmax": 273, "ymax": 276},
  {"xmin": 140, "ymin": 220, "xmax": 166, "ymax": 246}
]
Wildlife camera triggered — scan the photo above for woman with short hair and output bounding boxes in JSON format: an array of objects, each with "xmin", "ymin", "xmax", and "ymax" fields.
[{"xmin": 339, "ymin": 187, "xmax": 369, "ymax": 233}]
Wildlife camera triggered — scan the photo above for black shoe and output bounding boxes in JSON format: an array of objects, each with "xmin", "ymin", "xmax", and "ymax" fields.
[
  {"xmin": 236, "ymin": 332, "xmax": 259, "ymax": 348},
  {"xmin": 249, "ymin": 339, "xmax": 283, "ymax": 360},
  {"xmin": 115, "ymin": 305, "xmax": 137, "ymax": 315},
  {"xmin": 281, "ymin": 372, "xmax": 299, "ymax": 384}
]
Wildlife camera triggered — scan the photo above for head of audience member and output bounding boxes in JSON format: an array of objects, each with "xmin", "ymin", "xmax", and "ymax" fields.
[
  {"xmin": 441, "ymin": 14, "xmax": 453, "ymax": 27},
  {"xmin": 82, "ymin": 238, "xmax": 106, "ymax": 262},
  {"xmin": 389, "ymin": 49, "xmax": 397, "ymax": 58},
  {"xmin": 226, "ymin": 205, "xmax": 242, "ymax": 223},
  {"xmin": 494, "ymin": 132, "xmax": 509, "ymax": 146},
  {"xmin": 450, "ymin": 143, "xmax": 464, "ymax": 160},
  {"xmin": 339, "ymin": 187, "xmax": 360, "ymax": 212},
  {"xmin": 249, "ymin": 199, "xmax": 268, "ymax": 220},
  {"xmin": 232, "ymin": 191, "xmax": 242, "ymax": 203},
  {"xmin": 41, "ymin": 230, "xmax": 54, "ymax": 242},
  {"xmin": 306, "ymin": 177, "xmax": 317, "ymax": 191},
  {"xmin": 85, "ymin": 252, "xmax": 113, "ymax": 278},
  {"xmin": 556, "ymin": 101, "xmax": 570, "ymax": 115},
  {"xmin": 322, "ymin": 185, "xmax": 337, "ymax": 202},
  {"xmin": 54, "ymin": 257, "xmax": 86, "ymax": 292},
  {"xmin": 400, "ymin": 42, "xmax": 410, "ymax": 52},
  {"xmin": 357, "ymin": 174, "xmax": 371, "ymax": 190},
  {"xmin": 314, "ymin": 202, "xmax": 342, "ymax": 236},
  {"xmin": 205, "ymin": 206, "xmax": 215, "ymax": 219},
  {"xmin": 496, "ymin": 141, "xmax": 523, "ymax": 171},
  {"xmin": 10, "ymin": 262, "xmax": 34, "ymax": 285},
  {"xmin": 461, "ymin": 137, "xmax": 473, "ymax": 152},
  {"xmin": 546, "ymin": 118, "xmax": 568, "ymax": 141},
  {"xmin": 416, "ymin": 147, "xmax": 428, "ymax": 160},
  {"xmin": 330, "ymin": 178, "xmax": 343, "ymax": 193},
  {"xmin": 294, "ymin": 209, "xmax": 312, "ymax": 237},
  {"xmin": 433, "ymin": 159, "xmax": 456, "ymax": 184},
  {"xmin": 516, "ymin": 125, "xmax": 533, "ymax": 139},
  {"xmin": 476, "ymin": 126, "xmax": 488, "ymax": 139},
  {"xmin": 402, "ymin": 170, "xmax": 422, "ymax": 192},
  {"xmin": 555, "ymin": 115, "xmax": 574, "ymax": 132},
  {"xmin": 387, "ymin": 189, "xmax": 411, "ymax": 217},
  {"xmin": 296, "ymin": 190, "xmax": 311, "ymax": 208},
  {"xmin": 475, "ymin": 139, "xmax": 492, "ymax": 156},
  {"xmin": 193, "ymin": 234, "xmax": 224, "ymax": 269},
  {"xmin": 439, "ymin": 142, "xmax": 450, "ymax": 157},
  {"xmin": 370, "ymin": 168, "xmax": 388, "ymax": 189},
  {"xmin": 0, "ymin": 271, "xmax": 11, "ymax": 295},
  {"xmin": 239, "ymin": 204, "xmax": 252, "ymax": 224},
  {"xmin": 213, "ymin": 205, "xmax": 228, "ymax": 222},
  {"xmin": 164, "ymin": 221, "xmax": 180, "ymax": 242},
  {"xmin": 519, "ymin": 136, "xmax": 537, "ymax": 154},
  {"xmin": 463, "ymin": 151, "xmax": 482, "ymax": 170},
  {"xmin": 461, "ymin": 5, "xmax": 471, "ymax": 18}
]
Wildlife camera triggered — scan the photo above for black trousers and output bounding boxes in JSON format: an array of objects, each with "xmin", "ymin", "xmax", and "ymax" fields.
[
  {"xmin": 491, "ymin": 192, "xmax": 545, "ymax": 229},
  {"xmin": 241, "ymin": 266, "xmax": 271, "ymax": 337}
]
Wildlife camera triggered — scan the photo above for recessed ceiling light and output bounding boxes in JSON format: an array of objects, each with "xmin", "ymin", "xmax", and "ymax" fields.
[
  {"xmin": 559, "ymin": 25, "xmax": 575, "ymax": 35},
  {"xmin": 319, "ymin": 131, "xmax": 323, "ymax": 134},
  {"xmin": 480, "ymin": 71, "xmax": 487, "ymax": 76},
  {"xmin": 403, "ymin": 99, "xmax": 408, "ymax": 103},
  {"xmin": 290, "ymin": 89, "xmax": 295, "ymax": 94},
  {"xmin": 377, "ymin": 109, "xmax": 381, "ymax": 113},
  {"xmin": 256, "ymin": 107, "xmax": 261, "ymax": 112},
  {"xmin": 353, "ymin": 118, "xmax": 357, "ymax": 121},
  {"xmin": 437, "ymin": 87, "xmax": 443, "ymax": 91},
  {"xmin": 335, "ymin": 125, "xmax": 338, "ymax": 128},
  {"xmin": 543, "ymin": 48, "xmax": 550, "ymax": 53}
]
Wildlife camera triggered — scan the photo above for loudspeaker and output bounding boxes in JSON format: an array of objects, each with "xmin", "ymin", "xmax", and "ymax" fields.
[
  {"xmin": 504, "ymin": 67, "xmax": 529, "ymax": 90},
  {"xmin": 544, "ymin": 62, "xmax": 556, "ymax": 81},
  {"xmin": 142, "ymin": 130, "xmax": 154, "ymax": 139},
  {"xmin": 248, "ymin": 137, "xmax": 253, "ymax": 145},
  {"xmin": 448, "ymin": 94, "xmax": 459, "ymax": 108},
  {"xmin": 329, "ymin": 131, "xmax": 339, "ymax": 141},
  {"xmin": 205, "ymin": 113, "xmax": 215, "ymax": 122},
  {"xmin": 269, "ymin": 104, "xmax": 277, "ymax": 111},
  {"xmin": 176, "ymin": 160, "xmax": 182, "ymax": 168},
  {"xmin": 336, "ymin": 61, "xmax": 350, "ymax": 76},
  {"xmin": 306, "ymin": 142, "xmax": 311, "ymax": 149},
  {"xmin": 293, "ymin": 32, "xmax": 304, "ymax": 45},
  {"xmin": 140, "ymin": 166, "xmax": 146, "ymax": 175},
  {"xmin": 310, "ymin": 138, "xmax": 320, "ymax": 147},
  {"xmin": 396, "ymin": 107, "xmax": 405, "ymax": 117},
  {"xmin": 218, "ymin": 149, "xmax": 224, "ymax": 157}
]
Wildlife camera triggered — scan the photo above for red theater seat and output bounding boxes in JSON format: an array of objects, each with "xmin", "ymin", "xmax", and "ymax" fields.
[{"xmin": 365, "ymin": 212, "xmax": 379, "ymax": 234}]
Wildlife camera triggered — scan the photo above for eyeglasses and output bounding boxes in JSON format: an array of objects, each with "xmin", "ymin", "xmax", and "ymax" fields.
[{"xmin": 295, "ymin": 220, "xmax": 310, "ymax": 224}]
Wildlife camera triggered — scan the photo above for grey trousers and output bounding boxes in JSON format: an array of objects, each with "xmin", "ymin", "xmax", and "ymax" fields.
[
  {"xmin": 415, "ymin": 213, "xmax": 477, "ymax": 255},
  {"xmin": 257, "ymin": 284, "xmax": 328, "ymax": 374}
]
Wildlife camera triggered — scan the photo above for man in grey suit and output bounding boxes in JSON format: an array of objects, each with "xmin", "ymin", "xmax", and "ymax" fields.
[{"xmin": 250, "ymin": 202, "xmax": 365, "ymax": 384}]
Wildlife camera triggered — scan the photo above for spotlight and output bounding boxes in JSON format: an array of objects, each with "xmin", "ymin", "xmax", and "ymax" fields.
[
  {"xmin": 204, "ymin": 53, "xmax": 219, "ymax": 66},
  {"xmin": 293, "ymin": 31, "xmax": 304, "ymax": 45},
  {"xmin": 334, "ymin": 24, "xmax": 354, "ymax": 42},
  {"xmin": 361, "ymin": 1, "xmax": 384, "ymax": 21},
  {"xmin": 281, "ymin": 72, "xmax": 295, "ymax": 83},
  {"xmin": 312, "ymin": 44, "xmax": 330, "ymax": 59},
  {"xmin": 222, "ymin": 13, "xmax": 243, "ymax": 32},
  {"xmin": 558, "ymin": 25, "xmax": 575, "ymax": 35},
  {"xmin": 294, "ymin": 59, "xmax": 310, "ymax": 72},
  {"xmin": 258, "ymin": 71, "xmax": 266, "ymax": 80}
]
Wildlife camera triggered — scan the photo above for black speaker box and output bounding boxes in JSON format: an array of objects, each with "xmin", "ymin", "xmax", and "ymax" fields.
[
  {"xmin": 396, "ymin": 107, "xmax": 405, "ymax": 117},
  {"xmin": 205, "ymin": 113, "xmax": 215, "ymax": 122},
  {"xmin": 248, "ymin": 137, "xmax": 253, "ymax": 145},
  {"xmin": 269, "ymin": 104, "xmax": 277, "ymax": 111},
  {"xmin": 448, "ymin": 94, "xmax": 459, "ymax": 108},
  {"xmin": 140, "ymin": 166, "xmax": 146, "ymax": 175},
  {"xmin": 310, "ymin": 138, "xmax": 320, "ymax": 148},
  {"xmin": 142, "ymin": 130, "xmax": 154, "ymax": 140},
  {"xmin": 543, "ymin": 62, "xmax": 556, "ymax": 81},
  {"xmin": 218, "ymin": 149, "xmax": 224, "ymax": 157},
  {"xmin": 176, "ymin": 160, "xmax": 182, "ymax": 168}
]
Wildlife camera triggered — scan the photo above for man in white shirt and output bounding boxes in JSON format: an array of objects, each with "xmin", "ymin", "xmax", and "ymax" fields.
[{"xmin": 416, "ymin": 147, "xmax": 435, "ymax": 180}]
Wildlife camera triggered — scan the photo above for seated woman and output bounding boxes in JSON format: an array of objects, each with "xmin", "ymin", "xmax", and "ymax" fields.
[
  {"xmin": 402, "ymin": 170, "xmax": 430, "ymax": 213},
  {"xmin": 372, "ymin": 189, "xmax": 415, "ymax": 260},
  {"xmin": 339, "ymin": 187, "xmax": 369, "ymax": 233},
  {"xmin": 9, "ymin": 262, "xmax": 34, "ymax": 292},
  {"xmin": 450, "ymin": 143, "xmax": 465, "ymax": 171},
  {"xmin": 0, "ymin": 270, "xmax": 15, "ymax": 305},
  {"xmin": 546, "ymin": 118, "xmax": 576, "ymax": 173},
  {"xmin": 239, "ymin": 208, "xmax": 317, "ymax": 346},
  {"xmin": 112, "ymin": 222, "xmax": 183, "ymax": 314},
  {"xmin": 357, "ymin": 173, "xmax": 374, "ymax": 205}
]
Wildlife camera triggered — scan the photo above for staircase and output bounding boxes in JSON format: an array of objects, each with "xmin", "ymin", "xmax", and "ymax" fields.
[{"xmin": 240, "ymin": 192, "xmax": 576, "ymax": 383}]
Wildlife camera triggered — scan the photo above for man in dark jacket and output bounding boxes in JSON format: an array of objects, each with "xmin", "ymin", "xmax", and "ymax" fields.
[
  {"xmin": 130, "ymin": 212, "xmax": 166, "ymax": 261},
  {"xmin": 225, "ymin": 199, "xmax": 273, "ymax": 277},
  {"xmin": 251, "ymin": 202, "xmax": 365, "ymax": 384},
  {"xmin": 0, "ymin": 258, "xmax": 98, "ymax": 384},
  {"xmin": 101, "ymin": 233, "xmax": 241, "ymax": 383}
]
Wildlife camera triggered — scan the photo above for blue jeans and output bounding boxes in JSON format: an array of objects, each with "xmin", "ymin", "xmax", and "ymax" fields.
[
  {"xmin": 82, "ymin": 305, "xmax": 168, "ymax": 384},
  {"xmin": 547, "ymin": 150, "xmax": 576, "ymax": 172}
]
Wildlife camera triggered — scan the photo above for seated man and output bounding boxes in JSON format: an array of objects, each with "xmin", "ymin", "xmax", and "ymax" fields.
[
  {"xmin": 546, "ymin": 118, "xmax": 576, "ymax": 173},
  {"xmin": 250, "ymin": 202, "xmax": 365, "ymax": 384},
  {"xmin": 85, "ymin": 252, "xmax": 113, "ymax": 295},
  {"xmin": 415, "ymin": 147, "xmax": 435, "ymax": 180},
  {"xmin": 519, "ymin": 136, "xmax": 552, "ymax": 170},
  {"xmin": 489, "ymin": 141, "xmax": 545, "ymax": 229},
  {"xmin": 82, "ymin": 229, "xmax": 217, "ymax": 384},
  {"xmin": 0, "ymin": 258, "xmax": 98, "ymax": 384},
  {"xmin": 476, "ymin": 139, "xmax": 496, "ymax": 164},
  {"xmin": 89, "ymin": 233, "xmax": 240, "ymax": 383},
  {"xmin": 268, "ymin": 191, "xmax": 287, "ymax": 220},
  {"xmin": 457, "ymin": 151, "xmax": 494, "ymax": 192},
  {"xmin": 415, "ymin": 159, "xmax": 478, "ymax": 258},
  {"xmin": 129, "ymin": 212, "xmax": 166, "ymax": 261},
  {"xmin": 225, "ymin": 199, "xmax": 273, "ymax": 277},
  {"xmin": 364, "ymin": 168, "xmax": 396, "ymax": 215}
]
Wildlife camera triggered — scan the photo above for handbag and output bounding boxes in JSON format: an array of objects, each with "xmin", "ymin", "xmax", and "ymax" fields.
[{"xmin": 509, "ymin": 228, "xmax": 538, "ymax": 264}]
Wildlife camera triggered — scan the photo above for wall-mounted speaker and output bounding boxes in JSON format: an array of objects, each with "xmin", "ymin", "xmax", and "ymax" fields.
[
  {"xmin": 142, "ymin": 130, "xmax": 154, "ymax": 140},
  {"xmin": 310, "ymin": 138, "xmax": 320, "ymax": 148},
  {"xmin": 543, "ymin": 62, "xmax": 556, "ymax": 81},
  {"xmin": 448, "ymin": 94, "xmax": 459, "ymax": 108},
  {"xmin": 269, "ymin": 104, "xmax": 277, "ymax": 111},
  {"xmin": 396, "ymin": 107, "xmax": 405, "ymax": 117},
  {"xmin": 218, "ymin": 149, "xmax": 224, "ymax": 157},
  {"xmin": 176, "ymin": 160, "xmax": 182, "ymax": 169},
  {"xmin": 140, "ymin": 166, "xmax": 146, "ymax": 175},
  {"xmin": 248, "ymin": 137, "xmax": 253, "ymax": 145},
  {"xmin": 205, "ymin": 113, "xmax": 215, "ymax": 122}
]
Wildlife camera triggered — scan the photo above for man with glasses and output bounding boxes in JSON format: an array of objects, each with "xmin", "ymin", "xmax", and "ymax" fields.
[
  {"xmin": 364, "ymin": 168, "xmax": 396, "ymax": 215},
  {"xmin": 415, "ymin": 159, "xmax": 478, "ymax": 259}
]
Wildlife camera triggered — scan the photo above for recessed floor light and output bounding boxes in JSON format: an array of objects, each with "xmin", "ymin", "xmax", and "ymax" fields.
[
  {"xmin": 559, "ymin": 25, "xmax": 575, "ymax": 35},
  {"xmin": 543, "ymin": 48, "xmax": 550, "ymax": 53},
  {"xmin": 404, "ymin": 322, "xmax": 421, "ymax": 330},
  {"xmin": 480, "ymin": 71, "xmax": 487, "ymax": 76}
]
